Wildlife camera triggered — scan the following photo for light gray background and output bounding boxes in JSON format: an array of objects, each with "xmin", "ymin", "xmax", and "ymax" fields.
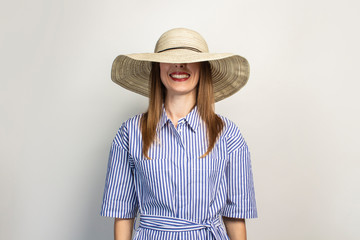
[{"xmin": 1, "ymin": 0, "xmax": 359, "ymax": 239}]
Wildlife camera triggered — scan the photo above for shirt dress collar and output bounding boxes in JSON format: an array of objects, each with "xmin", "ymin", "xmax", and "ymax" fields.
[{"xmin": 158, "ymin": 104, "xmax": 200, "ymax": 132}]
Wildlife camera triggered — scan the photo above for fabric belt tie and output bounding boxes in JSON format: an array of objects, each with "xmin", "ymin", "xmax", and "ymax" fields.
[{"xmin": 139, "ymin": 214, "xmax": 224, "ymax": 240}]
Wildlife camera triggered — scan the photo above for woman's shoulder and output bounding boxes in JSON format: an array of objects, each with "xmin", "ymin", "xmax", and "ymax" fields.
[
  {"xmin": 122, "ymin": 113, "xmax": 144, "ymax": 129},
  {"xmin": 217, "ymin": 114, "xmax": 242, "ymax": 136},
  {"xmin": 216, "ymin": 114, "xmax": 248, "ymax": 151},
  {"xmin": 113, "ymin": 113, "xmax": 143, "ymax": 146}
]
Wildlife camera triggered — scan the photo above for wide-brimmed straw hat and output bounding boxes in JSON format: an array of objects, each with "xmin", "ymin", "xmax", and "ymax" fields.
[{"xmin": 111, "ymin": 28, "xmax": 249, "ymax": 102}]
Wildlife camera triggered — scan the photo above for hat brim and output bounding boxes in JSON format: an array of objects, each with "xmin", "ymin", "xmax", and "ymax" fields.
[{"xmin": 111, "ymin": 50, "xmax": 249, "ymax": 102}]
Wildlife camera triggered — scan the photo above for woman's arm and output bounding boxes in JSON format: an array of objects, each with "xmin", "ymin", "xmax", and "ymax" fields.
[
  {"xmin": 223, "ymin": 217, "xmax": 247, "ymax": 240},
  {"xmin": 114, "ymin": 218, "xmax": 135, "ymax": 240}
]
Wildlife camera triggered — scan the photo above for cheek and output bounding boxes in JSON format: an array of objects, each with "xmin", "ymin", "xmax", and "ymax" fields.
[
  {"xmin": 159, "ymin": 64, "xmax": 168, "ymax": 82},
  {"xmin": 192, "ymin": 73, "xmax": 200, "ymax": 86},
  {"xmin": 160, "ymin": 72, "xmax": 169, "ymax": 86},
  {"xmin": 160, "ymin": 74, "xmax": 169, "ymax": 88},
  {"xmin": 189, "ymin": 64, "xmax": 201, "ymax": 85}
]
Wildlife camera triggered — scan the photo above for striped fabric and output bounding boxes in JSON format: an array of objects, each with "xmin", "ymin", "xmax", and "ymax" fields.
[
  {"xmin": 138, "ymin": 214, "xmax": 225, "ymax": 240},
  {"xmin": 101, "ymin": 106, "xmax": 257, "ymax": 239}
]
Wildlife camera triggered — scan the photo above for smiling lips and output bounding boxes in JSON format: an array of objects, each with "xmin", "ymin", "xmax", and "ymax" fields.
[{"xmin": 169, "ymin": 72, "xmax": 190, "ymax": 82}]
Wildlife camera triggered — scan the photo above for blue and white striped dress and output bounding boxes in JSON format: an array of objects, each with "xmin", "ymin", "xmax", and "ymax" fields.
[{"xmin": 101, "ymin": 106, "xmax": 257, "ymax": 239}]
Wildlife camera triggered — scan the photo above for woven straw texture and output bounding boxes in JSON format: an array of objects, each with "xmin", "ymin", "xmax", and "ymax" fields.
[{"xmin": 111, "ymin": 28, "xmax": 250, "ymax": 102}]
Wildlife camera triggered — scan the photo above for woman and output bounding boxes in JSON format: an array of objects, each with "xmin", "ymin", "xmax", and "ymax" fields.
[{"xmin": 101, "ymin": 28, "xmax": 257, "ymax": 240}]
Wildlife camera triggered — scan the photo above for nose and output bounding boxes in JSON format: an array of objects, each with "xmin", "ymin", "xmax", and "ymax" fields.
[{"xmin": 174, "ymin": 63, "xmax": 185, "ymax": 68}]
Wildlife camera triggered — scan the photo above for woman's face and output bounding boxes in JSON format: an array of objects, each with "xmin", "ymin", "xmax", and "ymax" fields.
[{"xmin": 159, "ymin": 62, "xmax": 201, "ymax": 98}]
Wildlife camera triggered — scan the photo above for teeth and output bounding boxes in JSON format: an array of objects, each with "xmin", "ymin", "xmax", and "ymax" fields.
[{"xmin": 171, "ymin": 74, "xmax": 190, "ymax": 79}]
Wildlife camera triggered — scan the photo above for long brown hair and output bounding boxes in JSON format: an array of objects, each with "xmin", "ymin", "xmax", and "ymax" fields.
[{"xmin": 140, "ymin": 61, "xmax": 224, "ymax": 159}]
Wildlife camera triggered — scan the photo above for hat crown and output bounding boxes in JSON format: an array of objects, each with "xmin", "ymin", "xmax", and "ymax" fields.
[{"xmin": 154, "ymin": 28, "xmax": 209, "ymax": 53}]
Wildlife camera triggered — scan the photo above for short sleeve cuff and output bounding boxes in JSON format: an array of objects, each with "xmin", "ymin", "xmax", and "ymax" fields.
[
  {"xmin": 222, "ymin": 204, "xmax": 258, "ymax": 219},
  {"xmin": 101, "ymin": 201, "xmax": 138, "ymax": 218}
]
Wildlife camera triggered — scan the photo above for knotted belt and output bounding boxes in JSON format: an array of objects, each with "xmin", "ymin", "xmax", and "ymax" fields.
[{"xmin": 139, "ymin": 214, "xmax": 226, "ymax": 240}]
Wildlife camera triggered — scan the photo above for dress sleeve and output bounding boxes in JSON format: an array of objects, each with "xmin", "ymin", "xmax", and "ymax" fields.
[
  {"xmin": 100, "ymin": 123, "xmax": 139, "ymax": 218},
  {"xmin": 222, "ymin": 131, "xmax": 258, "ymax": 219}
]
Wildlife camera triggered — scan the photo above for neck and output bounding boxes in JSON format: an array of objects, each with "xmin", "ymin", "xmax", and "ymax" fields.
[{"xmin": 164, "ymin": 93, "xmax": 196, "ymax": 128}]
